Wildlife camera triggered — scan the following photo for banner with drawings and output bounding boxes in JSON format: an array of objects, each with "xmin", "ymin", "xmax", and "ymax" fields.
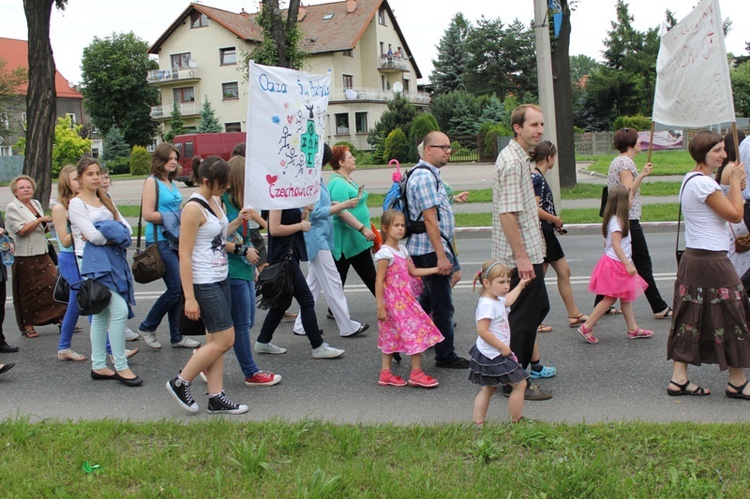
[{"xmin": 245, "ymin": 62, "xmax": 331, "ymax": 210}]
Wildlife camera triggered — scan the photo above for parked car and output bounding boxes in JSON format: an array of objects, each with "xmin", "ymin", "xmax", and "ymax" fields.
[{"xmin": 172, "ymin": 132, "xmax": 246, "ymax": 185}]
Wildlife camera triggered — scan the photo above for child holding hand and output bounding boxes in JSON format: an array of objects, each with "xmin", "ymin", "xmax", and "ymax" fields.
[
  {"xmin": 375, "ymin": 210, "xmax": 444, "ymax": 388},
  {"xmin": 469, "ymin": 260, "xmax": 531, "ymax": 424}
]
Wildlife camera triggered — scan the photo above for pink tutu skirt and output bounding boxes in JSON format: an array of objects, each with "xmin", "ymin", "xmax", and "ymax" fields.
[{"xmin": 588, "ymin": 255, "xmax": 648, "ymax": 303}]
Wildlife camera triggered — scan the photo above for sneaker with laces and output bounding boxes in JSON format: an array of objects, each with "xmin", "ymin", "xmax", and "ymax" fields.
[
  {"xmin": 311, "ymin": 342, "xmax": 345, "ymax": 359},
  {"xmin": 172, "ymin": 336, "xmax": 201, "ymax": 348},
  {"xmin": 254, "ymin": 341, "xmax": 287, "ymax": 354},
  {"xmin": 166, "ymin": 377, "xmax": 199, "ymax": 413},
  {"xmin": 125, "ymin": 327, "xmax": 140, "ymax": 341},
  {"xmin": 207, "ymin": 391, "xmax": 249, "ymax": 414},
  {"xmin": 408, "ymin": 370, "xmax": 439, "ymax": 388},
  {"xmin": 138, "ymin": 329, "xmax": 162, "ymax": 349},
  {"xmin": 245, "ymin": 371, "xmax": 282, "ymax": 386},
  {"xmin": 378, "ymin": 371, "xmax": 407, "ymax": 387}
]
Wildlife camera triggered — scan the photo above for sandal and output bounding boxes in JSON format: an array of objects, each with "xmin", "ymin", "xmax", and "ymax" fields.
[
  {"xmin": 605, "ymin": 306, "xmax": 622, "ymax": 315},
  {"xmin": 378, "ymin": 371, "xmax": 407, "ymax": 387},
  {"xmin": 408, "ymin": 370, "xmax": 439, "ymax": 388},
  {"xmin": 725, "ymin": 380, "xmax": 750, "ymax": 400},
  {"xmin": 577, "ymin": 324, "xmax": 598, "ymax": 344},
  {"xmin": 654, "ymin": 307, "xmax": 673, "ymax": 320},
  {"xmin": 667, "ymin": 379, "xmax": 710, "ymax": 396},
  {"xmin": 627, "ymin": 328, "xmax": 654, "ymax": 339},
  {"xmin": 568, "ymin": 313, "xmax": 589, "ymax": 328},
  {"xmin": 529, "ymin": 365, "xmax": 557, "ymax": 379},
  {"xmin": 21, "ymin": 329, "xmax": 40, "ymax": 338},
  {"xmin": 58, "ymin": 349, "xmax": 88, "ymax": 362},
  {"xmin": 537, "ymin": 323, "xmax": 553, "ymax": 333}
]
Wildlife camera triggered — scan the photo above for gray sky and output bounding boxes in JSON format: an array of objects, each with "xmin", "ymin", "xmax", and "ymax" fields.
[{"xmin": 0, "ymin": 0, "xmax": 745, "ymax": 85}]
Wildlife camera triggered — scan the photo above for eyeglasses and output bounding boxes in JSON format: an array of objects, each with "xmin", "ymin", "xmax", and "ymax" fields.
[{"xmin": 427, "ymin": 144, "xmax": 453, "ymax": 152}]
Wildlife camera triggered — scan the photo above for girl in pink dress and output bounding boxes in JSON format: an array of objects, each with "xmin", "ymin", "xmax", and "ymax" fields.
[
  {"xmin": 577, "ymin": 186, "xmax": 651, "ymax": 344},
  {"xmin": 375, "ymin": 210, "xmax": 444, "ymax": 388}
]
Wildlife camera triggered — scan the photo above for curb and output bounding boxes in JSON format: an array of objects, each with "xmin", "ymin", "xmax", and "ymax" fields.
[{"xmin": 455, "ymin": 221, "xmax": 678, "ymax": 238}]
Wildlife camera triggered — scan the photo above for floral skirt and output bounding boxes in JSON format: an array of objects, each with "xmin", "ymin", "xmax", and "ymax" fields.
[{"xmin": 668, "ymin": 248, "xmax": 750, "ymax": 370}]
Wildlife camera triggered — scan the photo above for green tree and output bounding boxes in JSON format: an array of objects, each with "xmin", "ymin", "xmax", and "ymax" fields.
[
  {"xmin": 129, "ymin": 145, "xmax": 151, "ymax": 176},
  {"xmin": 431, "ymin": 13, "xmax": 471, "ymax": 94},
  {"xmin": 240, "ymin": 0, "xmax": 306, "ymax": 72},
  {"xmin": 23, "ymin": 0, "xmax": 69, "ymax": 209},
  {"xmin": 0, "ymin": 59, "xmax": 27, "ymax": 136},
  {"xmin": 196, "ymin": 98, "xmax": 222, "ymax": 133},
  {"xmin": 430, "ymin": 91, "xmax": 480, "ymax": 136},
  {"xmin": 383, "ymin": 127, "xmax": 409, "ymax": 163},
  {"xmin": 732, "ymin": 61, "xmax": 750, "ymax": 117},
  {"xmin": 408, "ymin": 113, "xmax": 440, "ymax": 161},
  {"xmin": 80, "ymin": 32, "xmax": 159, "ymax": 147},
  {"xmin": 448, "ymin": 98, "xmax": 479, "ymax": 135},
  {"xmin": 102, "ymin": 126, "xmax": 130, "ymax": 174},
  {"xmin": 367, "ymin": 95, "xmax": 417, "ymax": 163},
  {"xmin": 163, "ymin": 103, "xmax": 185, "ymax": 143},
  {"xmin": 52, "ymin": 116, "xmax": 92, "ymax": 176},
  {"xmin": 479, "ymin": 94, "xmax": 505, "ymax": 125},
  {"xmin": 568, "ymin": 55, "xmax": 600, "ymax": 86}
]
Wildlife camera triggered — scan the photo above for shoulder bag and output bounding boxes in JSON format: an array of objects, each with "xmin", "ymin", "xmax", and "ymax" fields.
[
  {"xmin": 132, "ymin": 177, "xmax": 166, "ymax": 284},
  {"xmin": 256, "ymin": 249, "xmax": 294, "ymax": 311}
]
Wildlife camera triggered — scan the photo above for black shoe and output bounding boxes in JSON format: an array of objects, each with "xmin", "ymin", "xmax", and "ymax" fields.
[
  {"xmin": 343, "ymin": 323, "xmax": 369, "ymax": 337},
  {"xmin": 0, "ymin": 362, "xmax": 15, "ymax": 375},
  {"xmin": 435, "ymin": 357, "xmax": 470, "ymax": 369},
  {"xmin": 326, "ymin": 309, "xmax": 334, "ymax": 319},
  {"xmin": 392, "ymin": 352, "xmax": 402, "ymax": 363},
  {"xmin": 91, "ymin": 370, "xmax": 116, "ymax": 380},
  {"xmin": 166, "ymin": 377, "xmax": 199, "ymax": 413},
  {"xmin": 207, "ymin": 390, "xmax": 249, "ymax": 415},
  {"xmin": 113, "ymin": 371, "xmax": 143, "ymax": 387},
  {"xmin": 0, "ymin": 343, "xmax": 20, "ymax": 353}
]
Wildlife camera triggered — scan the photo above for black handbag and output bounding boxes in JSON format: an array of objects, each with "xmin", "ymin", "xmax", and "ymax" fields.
[
  {"xmin": 53, "ymin": 272, "xmax": 70, "ymax": 304},
  {"xmin": 178, "ymin": 293, "xmax": 206, "ymax": 336},
  {"xmin": 77, "ymin": 279, "xmax": 112, "ymax": 315},
  {"xmin": 256, "ymin": 250, "xmax": 294, "ymax": 311},
  {"xmin": 132, "ymin": 177, "xmax": 166, "ymax": 284},
  {"xmin": 47, "ymin": 240, "xmax": 58, "ymax": 266}
]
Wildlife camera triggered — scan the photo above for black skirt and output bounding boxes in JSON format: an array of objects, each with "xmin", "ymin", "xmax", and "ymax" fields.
[
  {"xmin": 542, "ymin": 228, "xmax": 565, "ymax": 264},
  {"xmin": 468, "ymin": 345, "xmax": 529, "ymax": 387}
]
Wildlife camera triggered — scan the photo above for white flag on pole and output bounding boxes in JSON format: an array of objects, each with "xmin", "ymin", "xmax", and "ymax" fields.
[
  {"xmin": 652, "ymin": 0, "xmax": 734, "ymax": 128},
  {"xmin": 245, "ymin": 62, "xmax": 331, "ymax": 210}
]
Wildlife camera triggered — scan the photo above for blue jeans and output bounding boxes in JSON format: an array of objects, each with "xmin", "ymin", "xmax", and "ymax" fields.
[
  {"xmin": 412, "ymin": 252, "xmax": 458, "ymax": 363},
  {"xmin": 229, "ymin": 278, "xmax": 259, "ymax": 377},
  {"xmin": 139, "ymin": 241, "xmax": 183, "ymax": 343},
  {"xmin": 57, "ymin": 251, "xmax": 80, "ymax": 350}
]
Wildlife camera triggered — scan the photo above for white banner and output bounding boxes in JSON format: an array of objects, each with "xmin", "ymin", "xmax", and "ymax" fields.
[
  {"xmin": 652, "ymin": 0, "xmax": 734, "ymax": 128},
  {"xmin": 245, "ymin": 62, "xmax": 331, "ymax": 210}
]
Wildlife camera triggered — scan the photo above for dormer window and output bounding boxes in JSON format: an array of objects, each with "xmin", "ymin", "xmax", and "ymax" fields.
[
  {"xmin": 378, "ymin": 8, "xmax": 386, "ymax": 25},
  {"xmin": 323, "ymin": 13, "xmax": 334, "ymax": 21},
  {"xmin": 190, "ymin": 11, "xmax": 208, "ymax": 28}
]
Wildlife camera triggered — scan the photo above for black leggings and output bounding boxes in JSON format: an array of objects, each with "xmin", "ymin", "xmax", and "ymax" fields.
[{"xmin": 334, "ymin": 248, "xmax": 376, "ymax": 296}]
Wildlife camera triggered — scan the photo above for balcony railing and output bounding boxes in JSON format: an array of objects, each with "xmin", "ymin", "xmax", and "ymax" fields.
[
  {"xmin": 330, "ymin": 87, "xmax": 430, "ymax": 105},
  {"xmin": 147, "ymin": 68, "xmax": 200, "ymax": 84},
  {"xmin": 377, "ymin": 56, "xmax": 410, "ymax": 72},
  {"xmin": 150, "ymin": 101, "xmax": 201, "ymax": 119}
]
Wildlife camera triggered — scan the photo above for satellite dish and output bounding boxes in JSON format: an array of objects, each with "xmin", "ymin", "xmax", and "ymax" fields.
[
  {"xmin": 189, "ymin": 59, "xmax": 198, "ymax": 69},
  {"xmin": 392, "ymin": 81, "xmax": 403, "ymax": 93}
]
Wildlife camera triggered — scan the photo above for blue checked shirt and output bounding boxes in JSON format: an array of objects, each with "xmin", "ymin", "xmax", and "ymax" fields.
[{"xmin": 405, "ymin": 161, "xmax": 455, "ymax": 257}]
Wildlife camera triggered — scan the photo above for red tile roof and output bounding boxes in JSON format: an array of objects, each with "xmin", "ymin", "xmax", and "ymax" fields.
[
  {"xmin": 149, "ymin": 0, "xmax": 421, "ymax": 78},
  {"xmin": 0, "ymin": 37, "xmax": 83, "ymax": 99}
]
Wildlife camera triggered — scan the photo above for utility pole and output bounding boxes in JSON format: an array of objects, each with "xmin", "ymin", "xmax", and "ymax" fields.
[{"xmin": 534, "ymin": 0, "xmax": 560, "ymax": 207}]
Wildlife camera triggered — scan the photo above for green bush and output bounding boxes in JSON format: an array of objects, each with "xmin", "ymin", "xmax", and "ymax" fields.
[
  {"xmin": 104, "ymin": 157, "xmax": 130, "ymax": 175},
  {"xmin": 408, "ymin": 113, "xmax": 440, "ymax": 161},
  {"xmin": 129, "ymin": 146, "xmax": 151, "ymax": 176},
  {"xmin": 383, "ymin": 127, "xmax": 409, "ymax": 163},
  {"xmin": 612, "ymin": 115, "xmax": 651, "ymax": 132},
  {"xmin": 478, "ymin": 121, "xmax": 511, "ymax": 160}
]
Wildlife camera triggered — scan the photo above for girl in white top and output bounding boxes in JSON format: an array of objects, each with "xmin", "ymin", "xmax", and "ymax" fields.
[
  {"xmin": 166, "ymin": 156, "xmax": 248, "ymax": 415},
  {"xmin": 468, "ymin": 260, "xmax": 530, "ymax": 424},
  {"xmin": 577, "ymin": 186, "xmax": 650, "ymax": 344}
]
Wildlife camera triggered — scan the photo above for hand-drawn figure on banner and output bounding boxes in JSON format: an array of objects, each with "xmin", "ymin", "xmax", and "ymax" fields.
[
  {"xmin": 278, "ymin": 126, "xmax": 292, "ymax": 155},
  {"xmin": 301, "ymin": 103, "xmax": 320, "ymax": 170}
]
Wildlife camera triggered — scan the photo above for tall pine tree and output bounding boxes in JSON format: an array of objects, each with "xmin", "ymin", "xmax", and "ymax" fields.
[
  {"xmin": 431, "ymin": 13, "xmax": 471, "ymax": 94},
  {"xmin": 196, "ymin": 98, "xmax": 222, "ymax": 133}
]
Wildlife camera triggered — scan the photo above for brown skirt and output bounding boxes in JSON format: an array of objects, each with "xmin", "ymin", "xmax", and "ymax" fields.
[
  {"xmin": 11, "ymin": 254, "xmax": 67, "ymax": 330},
  {"xmin": 667, "ymin": 248, "xmax": 750, "ymax": 370}
]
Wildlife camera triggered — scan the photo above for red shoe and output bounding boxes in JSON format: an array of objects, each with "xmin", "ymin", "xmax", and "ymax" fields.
[
  {"xmin": 378, "ymin": 371, "xmax": 407, "ymax": 387},
  {"xmin": 408, "ymin": 370, "xmax": 439, "ymax": 388},
  {"xmin": 245, "ymin": 371, "xmax": 282, "ymax": 386}
]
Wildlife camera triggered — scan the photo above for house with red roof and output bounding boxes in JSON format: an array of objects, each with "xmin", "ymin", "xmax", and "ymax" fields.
[
  {"xmin": 147, "ymin": 0, "xmax": 428, "ymax": 151},
  {"xmin": 0, "ymin": 37, "xmax": 95, "ymax": 157}
]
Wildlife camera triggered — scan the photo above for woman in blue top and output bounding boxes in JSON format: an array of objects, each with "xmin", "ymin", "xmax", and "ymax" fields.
[{"xmin": 137, "ymin": 143, "xmax": 200, "ymax": 350}]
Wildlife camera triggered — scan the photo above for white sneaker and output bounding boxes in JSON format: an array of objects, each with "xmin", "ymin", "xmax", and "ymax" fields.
[
  {"xmin": 125, "ymin": 328, "xmax": 140, "ymax": 341},
  {"xmin": 138, "ymin": 329, "xmax": 162, "ymax": 349},
  {"xmin": 311, "ymin": 342, "xmax": 345, "ymax": 359},
  {"xmin": 172, "ymin": 336, "xmax": 201, "ymax": 348},
  {"xmin": 254, "ymin": 341, "xmax": 287, "ymax": 354}
]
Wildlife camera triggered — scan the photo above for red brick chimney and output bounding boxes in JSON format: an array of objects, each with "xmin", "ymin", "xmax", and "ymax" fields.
[
  {"xmin": 298, "ymin": 4, "xmax": 307, "ymax": 21},
  {"xmin": 346, "ymin": 0, "xmax": 357, "ymax": 13}
]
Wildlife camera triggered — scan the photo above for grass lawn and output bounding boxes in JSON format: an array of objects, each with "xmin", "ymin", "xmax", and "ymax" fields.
[
  {"xmin": 2, "ymin": 418, "xmax": 749, "ymax": 497},
  {"xmin": 578, "ymin": 150, "xmax": 695, "ymax": 176}
]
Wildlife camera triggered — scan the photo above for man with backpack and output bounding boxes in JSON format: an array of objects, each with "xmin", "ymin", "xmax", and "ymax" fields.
[{"xmin": 405, "ymin": 131, "xmax": 470, "ymax": 369}]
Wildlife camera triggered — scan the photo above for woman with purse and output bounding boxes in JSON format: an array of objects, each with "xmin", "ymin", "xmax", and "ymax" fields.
[
  {"xmin": 667, "ymin": 131, "xmax": 750, "ymax": 399},
  {"xmin": 51, "ymin": 164, "xmax": 87, "ymax": 362},
  {"xmin": 69, "ymin": 158, "xmax": 141, "ymax": 387},
  {"xmin": 136, "ymin": 143, "xmax": 200, "ymax": 350},
  {"xmin": 5, "ymin": 175, "xmax": 66, "ymax": 338}
]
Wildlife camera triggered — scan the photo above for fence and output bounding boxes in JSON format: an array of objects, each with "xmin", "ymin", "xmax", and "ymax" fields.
[
  {"xmin": 446, "ymin": 133, "xmax": 498, "ymax": 163},
  {"xmin": 574, "ymin": 127, "xmax": 750, "ymax": 156}
]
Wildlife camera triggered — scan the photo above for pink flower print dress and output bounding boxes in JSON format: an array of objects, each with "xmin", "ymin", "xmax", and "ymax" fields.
[{"xmin": 375, "ymin": 244, "xmax": 444, "ymax": 355}]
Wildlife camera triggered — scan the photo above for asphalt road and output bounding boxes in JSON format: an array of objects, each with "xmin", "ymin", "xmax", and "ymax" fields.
[{"xmin": 3, "ymin": 231, "xmax": 748, "ymax": 424}]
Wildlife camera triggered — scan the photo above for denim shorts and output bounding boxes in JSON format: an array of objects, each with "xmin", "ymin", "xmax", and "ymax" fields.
[{"xmin": 193, "ymin": 279, "xmax": 233, "ymax": 333}]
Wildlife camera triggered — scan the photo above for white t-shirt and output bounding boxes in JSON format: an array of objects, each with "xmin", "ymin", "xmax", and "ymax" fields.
[
  {"xmin": 681, "ymin": 173, "xmax": 729, "ymax": 252},
  {"xmin": 189, "ymin": 194, "xmax": 229, "ymax": 284},
  {"xmin": 474, "ymin": 295, "xmax": 510, "ymax": 359},
  {"xmin": 68, "ymin": 198, "xmax": 131, "ymax": 259},
  {"xmin": 604, "ymin": 216, "xmax": 632, "ymax": 261},
  {"xmin": 373, "ymin": 243, "xmax": 409, "ymax": 266}
]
